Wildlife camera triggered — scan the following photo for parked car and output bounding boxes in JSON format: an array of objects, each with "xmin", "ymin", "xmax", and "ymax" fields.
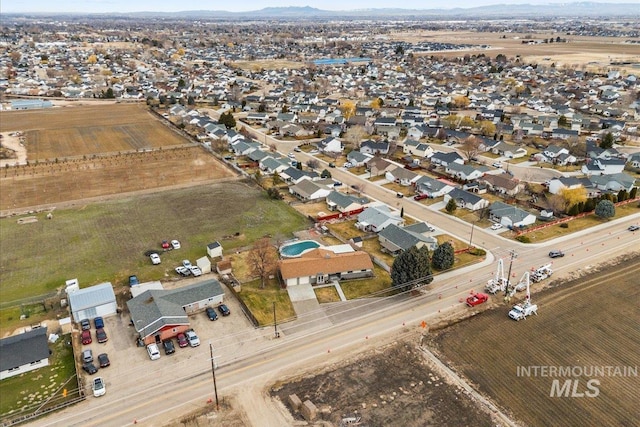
[
  {"xmin": 175, "ymin": 266, "xmax": 191, "ymax": 276},
  {"xmin": 491, "ymin": 223, "xmax": 503, "ymax": 230},
  {"xmin": 328, "ymin": 162, "xmax": 336, "ymax": 168},
  {"xmin": 628, "ymin": 225, "xmax": 639, "ymax": 231},
  {"xmin": 185, "ymin": 330, "xmax": 200, "ymax": 347},
  {"xmin": 81, "ymin": 330, "xmax": 92, "ymax": 345},
  {"xmin": 80, "ymin": 319, "xmax": 91, "ymax": 330},
  {"xmin": 333, "ymin": 181, "xmax": 343, "ymax": 187},
  {"xmin": 92, "ymin": 377, "xmax": 106, "ymax": 397},
  {"xmin": 83, "ymin": 362, "xmax": 98, "ymax": 375},
  {"xmin": 309, "ymin": 149, "xmax": 319, "ymax": 154},
  {"xmin": 147, "ymin": 343, "xmax": 161, "ymax": 360},
  {"xmin": 344, "ymin": 162, "xmax": 353, "ymax": 168},
  {"xmin": 94, "ymin": 317, "xmax": 104, "ymax": 329},
  {"xmin": 492, "ymin": 162, "xmax": 503, "ymax": 168},
  {"xmin": 466, "ymin": 293, "xmax": 489, "ymax": 307},
  {"xmin": 128, "ymin": 275, "xmax": 139, "ymax": 287},
  {"xmin": 96, "ymin": 328, "xmax": 108, "ymax": 343},
  {"xmin": 218, "ymin": 304, "xmax": 231, "ymax": 317},
  {"xmin": 176, "ymin": 333, "xmax": 188, "ymax": 348},
  {"xmin": 548, "ymin": 250, "xmax": 565, "ymax": 258},
  {"xmin": 182, "ymin": 260, "xmax": 192, "ymax": 269},
  {"xmin": 170, "ymin": 239, "xmax": 181, "ymax": 249},
  {"xmin": 414, "ymin": 194, "xmax": 429, "ymax": 201},
  {"xmin": 82, "ymin": 349, "xmax": 93, "ymax": 363},
  {"xmin": 293, "ymin": 146, "xmax": 301, "ymax": 152},
  {"xmin": 161, "ymin": 240, "xmax": 171, "ymax": 250},
  {"xmin": 189, "ymin": 266, "xmax": 203, "ymax": 277},
  {"xmin": 396, "ymin": 192, "xmax": 404, "ymax": 198},
  {"xmin": 150, "ymin": 253, "xmax": 161, "ymax": 265},
  {"xmin": 162, "ymin": 339, "xmax": 175, "ymax": 355},
  {"xmin": 206, "ymin": 307, "xmax": 218, "ymax": 321},
  {"xmin": 287, "ymin": 153, "xmax": 295, "ymax": 159},
  {"xmin": 97, "ymin": 353, "xmax": 110, "ymax": 368}
]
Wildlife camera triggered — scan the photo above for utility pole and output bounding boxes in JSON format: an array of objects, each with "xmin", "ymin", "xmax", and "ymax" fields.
[
  {"xmin": 273, "ymin": 302, "xmax": 279, "ymax": 338},
  {"xmin": 505, "ymin": 249, "xmax": 517, "ymax": 296},
  {"xmin": 469, "ymin": 221, "xmax": 476, "ymax": 248},
  {"xmin": 209, "ymin": 343, "xmax": 219, "ymax": 410}
]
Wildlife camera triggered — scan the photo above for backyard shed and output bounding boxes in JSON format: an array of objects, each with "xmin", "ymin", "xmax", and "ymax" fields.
[{"xmin": 207, "ymin": 241, "xmax": 223, "ymax": 258}]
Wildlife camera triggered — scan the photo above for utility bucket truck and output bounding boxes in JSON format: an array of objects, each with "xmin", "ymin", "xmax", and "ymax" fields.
[
  {"xmin": 531, "ymin": 263, "xmax": 553, "ymax": 283},
  {"xmin": 485, "ymin": 258, "xmax": 509, "ymax": 294},
  {"xmin": 508, "ymin": 276, "xmax": 538, "ymax": 321}
]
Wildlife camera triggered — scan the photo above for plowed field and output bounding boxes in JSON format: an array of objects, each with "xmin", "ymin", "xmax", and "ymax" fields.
[{"xmin": 430, "ymin": 255, "xmax": 640, "ymax": 427}]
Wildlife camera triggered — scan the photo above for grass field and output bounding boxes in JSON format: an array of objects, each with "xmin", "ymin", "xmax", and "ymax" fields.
[
  {"xmin": 0, "ymin": 181, "xmax": 311, "ymax": 309},
  {"xmin": 431, "ymin": 256, "xmax": 640, "ymax": 427},
  {"xmin": 0, "ymin": 104, "xmax": 188, "ymax": 160}
]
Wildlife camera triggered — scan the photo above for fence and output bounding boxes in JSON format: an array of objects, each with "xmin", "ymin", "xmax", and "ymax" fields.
[{"xmin": 316, "ymin": 207, "xmax": 364, "ymax": 222}]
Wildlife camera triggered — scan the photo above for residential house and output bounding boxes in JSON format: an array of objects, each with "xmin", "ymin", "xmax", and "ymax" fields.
[
  {"xmin": 581, "ymin": 158, "xmax": 626, "ymax": 176},
  {"xmin": 279, "ymin": 167, "xmax": 319, "ymax": 184},
  {"xmin": 0, "ymin": 328, "xmax": 50, "ymax": 380},
  {"xmin": 552, "ymin": 128, "xmax": 579, "ymax": 140},
  {"xmin": 403, "ymin": 139, "xmax": 434, "ymax": 158},
  {"xmin": 279, "ymin": 248, "xmax": 374, "ymax": 286},
  {"xmin": 490, "ymin": 141, "xmax": 528, "ymax": 159},
  {"xmin": 356, "ymin": 205, "xmax": 404, "ymax": 232},
  {"xmin": 540, "ymin": 145, "xmax": 570, "ymax": 163},
  {"xmin": 260, "ymin": 156, "xmax": 291, "ymax": 174},
  {"xmin": 127, "ymin": 279, "xmax": 225, "ymax": 345},
  {"xmin": 547, "ymin": 177, "xmax": 584, "ymax": 195},
  {"xmin": 326, "ymin": 191, "xmax": 369, "ymax": 213},
  {"xmin": 289, "ymin": 179, "xmax": 332, "ymax": 201},
  {"xmin": 589, "ymin": 173, "xmax": 636, "ymax": 193},
  {"xmin": 414, "ymin": 176, "xmax": 455, "ymax": 198},
  {"xmin": 319, "ymin": 137, "xmax": 343, "ymax": 154},
  {"xmin": 367, "ymin": 157, "xmax": 395, "ymax": 177},
  {"xmin": 479, "ymin": 173, "xmax": 524, "ymax": 196},
  {"xmin": 346, "ymin": 151, "xmax": 373, "ymax": 167},
  {"xmin": 378, "ymin": 223, "xmax": 439, "ymax": 255},
  {"xmin": 489, "ymin": 201, "xmax": 537, "ymax": 229},
  {"xmin": 385, "ymin": 166, "xmax": 421, "ymax": 186},
  {"xmin": 430, "ymin": 151, "xmax": 464, "ymax": 168},
  {"xmin": 443, "ymin": 188, "xmax": 489, "ymax": 211},
  {"xmin": 445, "ymin": 162, "xmax": 486, "ymax": 181},
  {"xmin": 360, "ymin": 140, "xmax": 390, "ymax": 155}
]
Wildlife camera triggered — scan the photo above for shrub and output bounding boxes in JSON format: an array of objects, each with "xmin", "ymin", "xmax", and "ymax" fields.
[
  {"xmin": 469, "ymin": 248, "xmax": 486, "ymax": 256},
  {"xmin": 515, "ymin": 235, "xmax": 531, "ymax": 243},
  {"xmin": 559, "ymin": 223, "xmax": 569, "ymax": 228}
]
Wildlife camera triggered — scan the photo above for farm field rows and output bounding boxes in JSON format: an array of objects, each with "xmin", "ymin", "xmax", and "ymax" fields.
[
  {"xmin": 0, "ymin": 104, "xmax": 188, "ymax": 160},
  {"xmin": 430, "ymin": 255, "xmax": 640, "ymax": 427},
  {"xmin": 0, "ymin": 146, "xmax": 234, "ymax": 211}
]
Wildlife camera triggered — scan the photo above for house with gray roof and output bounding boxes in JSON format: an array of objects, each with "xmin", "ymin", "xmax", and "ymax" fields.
[
  {"xmin": 0, "ymin": 327, "xmax": 50, "ymax": 380},
  {"xmin": 548, "ymin": 177, "xmax": 583, "ymax": 195},
  {"xmin": 430, "ymin": 151, "xmax": 464, "ymax": 167},
  {"xmin": 326, "ymin": 191, "xmax": 369, "ymax": 213},
  {"xmin": 403, "ymin": 139, "xmax": 434, "ymax": 158},
  {"xmin": 443, "ymin": 188, "xmax": 489, "ymax": 211},
  {"xmin": 385, "ymin": 166, "xmax": 421, "ymax": 186},
  {"xmin": 279, "ymin": 167, "xmax": 318, "ymax": 184},
  {"xmin": 289, "ymin": 179, "xmax": 332, "ymax": 201},
  {"xmin": 415, "ymin": 176, "xmax": 455, "ymax": 198},
  {"xmin": 347, "ymin": 151, "xmax": 373, "ymax": 167},
  {"xmin": 356, "ymin": 205, "xmax": 404, "ymax": 233},
  {"xmin": 581, "ymin": 158, "xmax": 626, "ymax": 176},
  {"xmin": 378, "ymin": 223, "xmax": 438, "ymax": 255},
  {"xmin": 127, "ymin": 279, "xmax": 225, "ymax": 346},
  {"xmin": 360, "ymin": 140, "xmax": 390, "ymax": 155},
  {"xmin": 367, "ymin": 157, "xmax": 395, "ymax": 177},
  {"xmin": 479, "ymin": 173, "xmax": 524, "ymax": 196},
  {"xmin": 489, "ymin": 201, "xmax": 536, "ymax": 229},
  {"xmin": 260, "ymin": 156, "xmax": 291, "ymax": 174},
  {"xmin": 589, "ymin": 173, "xmax": 636, "ymax": 192},
  {"xmin": 445, "ymin": 162, "xmax": 486, "ymax": 181}
]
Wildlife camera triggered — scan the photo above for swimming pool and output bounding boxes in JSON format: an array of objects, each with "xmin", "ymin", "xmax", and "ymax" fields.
[{"xmin": 280, "ymin": 240, "xmax": 322, "ymax": 258}]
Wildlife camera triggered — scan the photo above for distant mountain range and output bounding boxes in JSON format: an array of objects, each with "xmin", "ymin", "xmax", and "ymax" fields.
[{"xmin": 8, "ymin": 3, "xmax": 640, "ymax": 18}]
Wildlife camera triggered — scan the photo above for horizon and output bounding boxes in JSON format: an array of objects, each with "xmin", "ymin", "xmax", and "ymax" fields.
[{"xmin": 1, "ymin": 0, "xmax": 634, "ymax": 14}]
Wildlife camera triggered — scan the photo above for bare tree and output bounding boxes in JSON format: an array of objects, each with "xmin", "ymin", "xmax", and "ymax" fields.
[
  {"xmin": 306, "ymin": 159, "xmax": 319, "ymax": 169},
  {"xmin": 248, "ymin": 238, "xmax": 278, "ymax": 289},
  {"xmin": 461, "ymin": 135, "xmax": 482, "ymax": 161},
  {"xmin": 343, "ymin": 125, "xmax": 367, "ymax": 152}
]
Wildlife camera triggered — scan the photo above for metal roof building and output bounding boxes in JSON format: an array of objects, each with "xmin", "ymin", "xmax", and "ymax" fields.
[{"xmin": 67, "ymin": 282, "xmax": 117, "ymax": 322}]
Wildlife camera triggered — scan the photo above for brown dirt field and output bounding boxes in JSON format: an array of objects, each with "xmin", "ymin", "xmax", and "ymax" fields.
[
  {"xmin": 271, "ymin": 340, "xmax": 495, "ymax": 427},
  {"xmin": 0, "ymin": 104, "xmax": 189, "ymax": 160},
  {"xmin": 0, "ymin": 147, "xmax": 236, "ymax": 212},
  {"xmin": 428, "ymin": 254, "xmax": 640, "ymax": 427},
  {"xmin": 393, "ymin": 30, "xmax": 640, "ymax": 73}
]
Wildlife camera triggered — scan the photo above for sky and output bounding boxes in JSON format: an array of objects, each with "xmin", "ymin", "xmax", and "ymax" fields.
[{"xmin": 1, "ymin": 0, "xmax": 632, "ymax": 14}]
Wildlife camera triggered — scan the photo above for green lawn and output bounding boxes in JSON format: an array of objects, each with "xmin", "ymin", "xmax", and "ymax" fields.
[
  {"xmin": 238, "ymin": 278, "xmax": 296, "ymax": 326},
  {"xmin": 0, "ymin": 181, "xmax": 311, "ymax": 304},
  {"xmin": 340, "ymin": 265, "xmax": 393, "ymax": 300},
  {"xmin": 0, "ymin": 334, "xmax": 78, "ymax": 422}
]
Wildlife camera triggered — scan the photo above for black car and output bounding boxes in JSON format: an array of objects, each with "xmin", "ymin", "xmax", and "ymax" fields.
[
  {"xmin": 83, "ymin": 362, "xmax": 98, "ymax": 375},
  {"xmin": 162, "ymin": 339, "xmax": 175, "ymax": 355},
  {"xmin": 628, "ymin": 225, "xmax": 639, "ymax": 231},
  {"xmin": 218, "ymin": 304, "xmax": 231, "ymax": 317},
  {"xmin": 205, "ymin": 307, "xmax": 218, "ymax": 321},
  {"xmin": 80, "ymin": 319, "xmax": 91, "ymax": 330},
  {"xmin": 97, "ymin": 353, "xmax": 110, "ymax": 368}
]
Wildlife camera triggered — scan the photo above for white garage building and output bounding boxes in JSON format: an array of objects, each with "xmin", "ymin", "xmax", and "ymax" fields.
[{"xmin": 67, "ymin": 281, "xmax": 117, "ymax": 322}]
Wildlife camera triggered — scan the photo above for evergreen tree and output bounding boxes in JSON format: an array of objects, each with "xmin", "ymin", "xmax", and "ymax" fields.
[
  {"xmin": 432, "ymin": 242, "xmax": 454, "ymax": 270},
  {"xmin": 600, "ymin": 132, "xmax": 614, "ymax": 149},
  {"xmin": 595, "ymin": 199, "xmax": 615, "ymax": 219},
  {"xmin": 390, "ymin": 246, "xmax": 433, "ymax": 292},
  {"xmin": 445, "ymin": 198, "xmax": 457, "ymax": 213},
  {"xmin": 629, "ymin": 187, "xmax": 638, "ymax": 199}
]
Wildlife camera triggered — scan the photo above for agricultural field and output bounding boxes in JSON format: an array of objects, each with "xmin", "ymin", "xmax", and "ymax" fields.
[
  {"xmin": 0, "ymin": 181, "xmax": 311, "ymax": 315},
  {"xmin": 0, "ymin": 104, "xmax": 188, "ymax": 160},
  {"xmin": 0, "ymin": 146, "xmax": 234, "ymax": 212},
  {"xmin": 429, "ymin": 255, "xmax": 640, "ymax": 427}
]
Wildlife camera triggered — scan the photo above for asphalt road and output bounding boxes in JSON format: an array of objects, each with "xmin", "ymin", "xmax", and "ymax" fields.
[{"xmin": 28, "ymin": 125, "xmax": 640, "ymax": 427}]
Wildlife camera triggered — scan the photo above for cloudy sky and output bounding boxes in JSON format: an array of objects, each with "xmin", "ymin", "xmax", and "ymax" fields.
[{"xmin": 2, "ymin": 0, "xmax": 629, "ymax": 13}]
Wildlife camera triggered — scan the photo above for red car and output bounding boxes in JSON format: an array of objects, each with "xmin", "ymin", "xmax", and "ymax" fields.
[
  {"xmin": 81, "ymin": 329, "xmax": 92, "ymax": 345},
  {"xmin": 466, "ymin": 293, "xmax": 489, "ymax": 307},
  {"xmin": 176, "ymin": 333, "xmax": 188, "ymax": 348},
  {"xmin": 414, "ymin": 194, "xmax": 429, "ymax": 201}
]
